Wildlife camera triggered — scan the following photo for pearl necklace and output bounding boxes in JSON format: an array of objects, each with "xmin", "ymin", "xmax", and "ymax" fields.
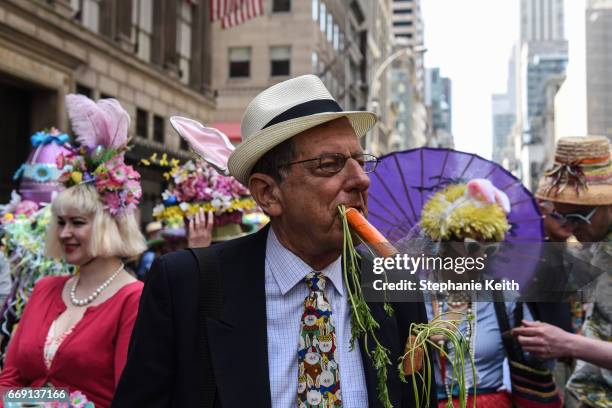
[{"xmin": 70, "ymin": 263, "xmax": 124, "ymax": 307}]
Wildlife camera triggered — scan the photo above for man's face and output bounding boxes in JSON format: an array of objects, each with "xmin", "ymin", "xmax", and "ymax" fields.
[
  {"xmin": 552, "ymin": 202, "xmax": 612, "ymax": 242},
  {"xmin": 276, "ymin": 118, "xmax": 370, "ymax": 256}
]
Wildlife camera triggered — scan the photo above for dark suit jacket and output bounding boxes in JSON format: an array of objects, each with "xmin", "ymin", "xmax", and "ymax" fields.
[{"xmin": 112, "ymin": 226, "xmax": 435, "ymax": 407}]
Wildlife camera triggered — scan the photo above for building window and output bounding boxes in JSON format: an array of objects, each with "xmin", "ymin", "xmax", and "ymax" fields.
[
  {"xmin": 270, "ymin": 46, "xmax": 291, "ymax": 77},
  {"xmin": 327, "ymin": 13, "xmax": 333, "ymax": 43},
  {"xmin": 394, "ymin": 8, "xmax": 413, "ymax": 14},
  {"xmin": 393, "ymin": 21, "xmax": 413, "ymax": 27},
  {"xmin": 177, "ymin": 0, "xmax": 193, "ymax": 84},
  {"xmin": 100, "ymin": 93, "xmax": 114, "ymax": 99},
  {"xmin": 134, "ymin": 0, "xmax": 153, "ymax": 62},
  {"xmin": 333, "ymin": 24, "xmax": 339, "ymax": 50},
  {"xmin": 319, "ymin": 3, "xmax": 325, "ymax": 32},
  {"xmin": 229, "ymin": 47, "xmax": 251, "ymax": 78},
  {"xmin": 312, "ymin": 0, "xmax": 318, "ymax": 21},
  {"xmin": 272, "ymin": 0, "xmax": 291, "ymax": 13},
  {"xmin": 136, "ymin": 108, "xmax": 149, "ymax": 138},
  {"xmin": 153, "ymin": 114, "xmax": 165, "ymax": 143},
  {"xmin": 312, "ymin": 51, "xmax": 318, "ymax": 73},
  {"xmin": 73, "ymin": 0, "xmax": 100, "ymax": 33},
  {"xmin": 75, "ymin": 84, "xmax": 92, "ymax": 98}
]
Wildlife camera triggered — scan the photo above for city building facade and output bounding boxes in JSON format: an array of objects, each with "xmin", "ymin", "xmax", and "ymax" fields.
[
  {"xmin": 506, "ymin": 0, "xmax": 567, "ymax": 190},
  {"xmin": 424, "ymin": 67, "xmax": 453, "ymax": 149},
  {"xmin": 491, "ymin": 93, "xmax": 515, "ymax": 164},
  {"xmin": 210, "ymin": 0, "xmax": 375, "ymax": 143},
  {"xmin": 585, "ymin": 0, "xmax": 612, "ymax": 140},
  {"xmin": 0, "ymin": 0, "xmax": 215, "ymax": 223},
  {"xmin": 388, "ymin": 0, "xmax": 427, "ymax": 151},
  {"xmin": 520, "ymin": 0, "xmax": 565, "ymax": 43}
]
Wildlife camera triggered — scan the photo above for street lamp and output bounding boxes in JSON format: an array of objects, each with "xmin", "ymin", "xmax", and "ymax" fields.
[{"xmin": 366, "ymin": 45, "xmax": 427, "ymax": 153}]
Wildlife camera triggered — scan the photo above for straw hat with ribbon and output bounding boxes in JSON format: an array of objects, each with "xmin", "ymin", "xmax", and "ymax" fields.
[
  {"xmin": 535, "ymin": 136, "xmax": 612, "ymax": 205},
  {"xmin": 227, "ymin": 74, "xmax": 377, "ymax": 185}
]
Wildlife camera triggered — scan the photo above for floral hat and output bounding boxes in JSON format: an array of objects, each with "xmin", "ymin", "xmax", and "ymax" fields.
[
  {"xmin": 56, "ymin": 94, "xmax": 142, "ymax": 215},
  {"xmin": 420, "ymin": 178, "xmax": 512, "ymax": 241},
  {"xmin": 145, "ymin": 155, "xmax": 259, "ymax": 241}
]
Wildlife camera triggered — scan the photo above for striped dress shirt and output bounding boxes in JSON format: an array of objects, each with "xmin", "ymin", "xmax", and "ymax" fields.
[{"xmin": 265, "ymin": 228, "xmax": 368, "ymax": 407}]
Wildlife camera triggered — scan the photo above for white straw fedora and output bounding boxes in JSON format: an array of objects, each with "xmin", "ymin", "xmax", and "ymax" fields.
[{"xmin": 227, "ymin": 75, "xmax": 377, "ymax": 185}]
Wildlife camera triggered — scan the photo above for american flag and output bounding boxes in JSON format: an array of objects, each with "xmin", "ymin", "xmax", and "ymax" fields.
[{"xmin": 210, "ymin": 0, "xmax": 264, "ymax": 29}]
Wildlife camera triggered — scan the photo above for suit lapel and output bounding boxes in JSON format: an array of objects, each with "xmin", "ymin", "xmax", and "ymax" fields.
[{"xmin": 205, "ymin": 226, "xmax": 272, "ymax": 408}]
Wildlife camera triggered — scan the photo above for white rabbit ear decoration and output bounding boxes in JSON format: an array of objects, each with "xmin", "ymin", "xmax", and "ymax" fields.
[{"xmin": 169, "ymin": 116, "xmax": 235, "ymax": 176}]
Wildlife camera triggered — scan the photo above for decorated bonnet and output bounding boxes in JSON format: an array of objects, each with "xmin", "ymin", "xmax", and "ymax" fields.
[
  {"xmin": 56, "ymin": 94, "xmax": 142, "ymax": 215},
  {"xmin": 13, "ymin": 128, "xmax": 72, "ymax": 206},
  {"xmin": 146, "ymin": 156, "xmax": 258, "ymax": 242},
  {"xmin": 420, "ymin": 178, "xmax": 512, "ymax": 241}
]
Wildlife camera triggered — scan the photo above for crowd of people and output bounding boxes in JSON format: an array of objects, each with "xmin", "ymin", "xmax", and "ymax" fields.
[{"xmin": 0, "ymin": 74, "xmax": 608, "ymax": 408}]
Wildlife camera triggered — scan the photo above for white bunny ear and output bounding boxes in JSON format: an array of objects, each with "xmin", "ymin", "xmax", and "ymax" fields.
[
  {"xmin": 493, "ymin": 189, "xmax": 511, "ymax": 214},
  {"xmin": 170, "ymin": 116, "xmax": 235, "ymax": 175}
]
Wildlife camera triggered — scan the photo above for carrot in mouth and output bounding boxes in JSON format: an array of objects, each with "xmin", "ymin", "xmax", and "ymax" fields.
[{"xmin": 345, "ymin": 207, "xmax": 398, "ymax": 258}]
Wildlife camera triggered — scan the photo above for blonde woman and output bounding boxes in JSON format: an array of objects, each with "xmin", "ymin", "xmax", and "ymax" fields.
[{"xmin": 0, "ymin": 95, "xmax": 146, "ymax": 408}]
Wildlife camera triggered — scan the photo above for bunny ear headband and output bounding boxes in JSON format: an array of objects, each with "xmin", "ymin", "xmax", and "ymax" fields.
[
  {"xmin": 57, "ymin": 94, "xmax": 142, "ymax": 215},
  {"xmin": 169, "ymin": 116, "xmax": 235, "ymax": 176}
]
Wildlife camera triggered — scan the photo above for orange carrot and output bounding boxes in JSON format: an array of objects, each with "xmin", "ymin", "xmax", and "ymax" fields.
[{"xmin": 345, "ymin": 208, "xmax": 398, "ymax": 258}]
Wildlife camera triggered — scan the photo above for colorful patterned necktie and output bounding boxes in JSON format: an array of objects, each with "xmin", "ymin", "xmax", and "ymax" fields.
[{"xmin": 297, "ymin": 271, "xmax": 342, "ymax": 407}]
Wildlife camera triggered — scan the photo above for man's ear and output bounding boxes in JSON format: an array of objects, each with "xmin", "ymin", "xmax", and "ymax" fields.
[{"xmin": 248, "ymin": 173, "xmax": 283, "ymax": 217}]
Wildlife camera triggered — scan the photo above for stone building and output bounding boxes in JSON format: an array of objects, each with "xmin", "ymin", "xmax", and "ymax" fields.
[
  {"xmin": 0, "ymin": 0, "xmax": 215, "ymax": 223},
  {"xmin": 210, "ymin": 0, "xmax": 388, "ymax": 146}
]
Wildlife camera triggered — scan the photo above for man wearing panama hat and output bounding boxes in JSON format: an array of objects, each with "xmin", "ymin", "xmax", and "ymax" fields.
[
  {"xmin": 513, "ymin": 136, "xmax": 612, "ymax": 408},
  {"xmin": 113, "ymin": 75, "xmax": 432, "ymax": 407}
]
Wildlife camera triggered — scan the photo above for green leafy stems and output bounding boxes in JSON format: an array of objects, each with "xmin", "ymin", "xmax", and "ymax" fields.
[
  {"xmin": 338, "ymin": 205, "xmax": 477, "ymax": 408},
  {"xmin": 338, "ymin": 205, "xmax": 395, "ymax": 408},
  {"xmin": 399, "ymin": 313, "xmax": 477, "ymax": 408}
]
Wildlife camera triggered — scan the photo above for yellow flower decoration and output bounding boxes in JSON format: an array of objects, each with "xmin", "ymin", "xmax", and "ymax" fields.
[
  {"xmin": 160, "ymin": 153, "xmax": 169, "ymax": 166},
  {"xmin": 153, "ymin": 198, "xmax": 258, "ymax": 224},
  {"xmin": 420, "ymin": 184, "xmax": 510, "ymax": 242},
  {"xmin": 70, "ymin": 171, "xmax": 83, "ymax": 184}
]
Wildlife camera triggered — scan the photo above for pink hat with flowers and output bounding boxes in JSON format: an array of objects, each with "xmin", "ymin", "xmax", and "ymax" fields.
[{"xmin": 57, "ymin": 94, "xmax": 142, "ymax": 215}]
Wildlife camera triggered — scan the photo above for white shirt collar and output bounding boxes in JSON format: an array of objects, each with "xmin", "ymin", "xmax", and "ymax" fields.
[{"xmin": 266, "ymin": 228, "xmax": 344, "ymax": 297}]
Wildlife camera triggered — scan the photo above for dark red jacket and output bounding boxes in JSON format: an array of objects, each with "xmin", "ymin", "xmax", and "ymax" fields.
[{"xmin": 0, "ymin": 276, "xmax": 142, "ymax": 408}]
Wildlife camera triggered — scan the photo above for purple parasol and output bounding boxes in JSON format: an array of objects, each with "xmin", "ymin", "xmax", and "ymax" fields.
[{"xmin": 367, "ymin": 147, "xmax": 545, "ymax": 290}]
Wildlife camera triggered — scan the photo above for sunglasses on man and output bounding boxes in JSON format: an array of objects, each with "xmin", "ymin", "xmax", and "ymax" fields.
[{"xmin": 548, "ymin": 207, "xmax": 598, "ymax": 226}]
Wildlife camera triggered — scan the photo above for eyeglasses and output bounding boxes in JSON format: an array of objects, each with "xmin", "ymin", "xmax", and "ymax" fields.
[
  {"xmin": 548, "ymin": 207, "xmax": 598, "ymax": 226},
  {"xmin": 279, "ymin": 153, "xmax": 380, "ymax": 175},
  {"xmin": 463, "ymin": 238, "xmax": 501, "ymax": 257}
]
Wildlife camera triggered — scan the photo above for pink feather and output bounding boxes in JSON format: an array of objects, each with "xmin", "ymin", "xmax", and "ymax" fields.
[
  {"xmin": 98, "ymin": 99, "xmax": 130, "ymax": 148},
  {"xmin": 65, "ymin": 94, "xmax": 129, "ymax": 149}
]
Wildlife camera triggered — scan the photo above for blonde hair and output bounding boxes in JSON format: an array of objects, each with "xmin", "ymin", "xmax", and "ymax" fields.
[{"xmin": 45, "ymin": 184, "xmax": 147, "ymax": 259}]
